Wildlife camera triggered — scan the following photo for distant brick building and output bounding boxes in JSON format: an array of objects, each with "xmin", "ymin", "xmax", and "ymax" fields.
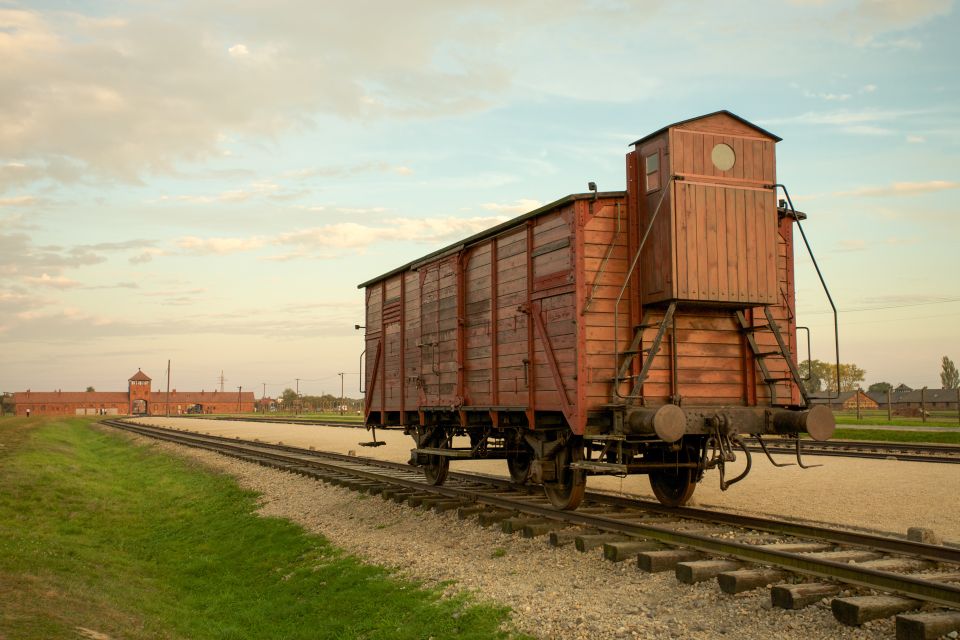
[
  {"xmin": 13, "ymin": 370, "xmax": 256, "ymax": 417},
  {"xmin": 808, "ymin": 390, "xmax": 879, "ymax": 410}
]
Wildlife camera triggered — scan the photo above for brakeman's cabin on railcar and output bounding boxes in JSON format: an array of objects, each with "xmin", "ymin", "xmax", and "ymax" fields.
[{"xmin": 358, "ymin": 111, "xmax": 835, "ymax": 510}]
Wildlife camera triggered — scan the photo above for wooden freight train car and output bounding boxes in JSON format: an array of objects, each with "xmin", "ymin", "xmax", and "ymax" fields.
[{"xmin": 358, "ymin": 111, "xmax": 835, "ymax": 509}]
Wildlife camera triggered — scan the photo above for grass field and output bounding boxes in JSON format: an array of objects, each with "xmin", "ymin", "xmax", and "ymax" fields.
[
  {"xmin": 834, "ymin": 410, "xmax": 960, "ymax": 428},
  {"xmin": 832, "ymin": 428, "xmax": 960, "ymax": 445},
  {"xmin": 0, "ymin": 416, "xmax": 519, "ymax": 640}
]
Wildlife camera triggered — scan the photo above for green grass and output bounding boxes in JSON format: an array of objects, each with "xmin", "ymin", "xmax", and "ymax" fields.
[
  {"xmin": 834, "ymin": 411, "xmax": 960, "ymax": 428},
  {"xmin": 832, "ymin": 428, "xmax": 960, "ymax": 445},
  {"xmin": 0, "ymin": 417, "xmax": 518, "ymax": 640}
]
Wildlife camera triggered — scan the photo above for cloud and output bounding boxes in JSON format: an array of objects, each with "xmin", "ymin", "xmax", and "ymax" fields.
[
  {"xmin": 906, "ymin": 135, "xmax": 926, "ymax": 143},
  {"xmin": 0, "ymin": 232, "xmax": 105, "ymax": 277},
  {"xmin": 0, "ymin": 4, "xmax": 517, "ymax": 187},
  {"xmin": 0, "ymin": 195, "xmax": 40, "ymax": 207},
  {"xmin": 836, "ymin": 236, "xmax": 920, "ymax": 252},
  {"xmin": 176, "ymin": 235, "xmax": 267, "ymax": 255},
  {"xmin": 129, "ymin": 248, "xmax": 168, "ymax": 264},
  {"xmin": 157, "ymin": 181, "xmax": 288, "ymax": 204},
  {"xmin": 481, "ymin": 199, "xmax": 542, "ymax": 214},
  {"xmin": 23, "ymin": 273, "xmax": 82, "ymax": 289},
  {"xmin": 0, "ymin": 303, "xmax": 362, "ymax": 341},
  {"xmin": 282, "ymin": 162, "xmax": 415, "ymax": 181},
  {"xmin": 834, "ymin": 181, "xmax": 959, "ymax": 197},
  {"xmin": 760, "ymin": 108, "xmax": 929, "ymax": 127},
  {"xmin": 828, "ymin": 0, "xmax": 952, "ymax": 47},
  {"xmin": 173, "ymin": 215, "xmax": 512, "ymax": 259}
]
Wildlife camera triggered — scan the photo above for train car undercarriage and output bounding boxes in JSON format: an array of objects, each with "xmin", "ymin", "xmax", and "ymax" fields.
[{"xmin": 400, "ymin": 403, "xmax": 835, "ymax": 510}]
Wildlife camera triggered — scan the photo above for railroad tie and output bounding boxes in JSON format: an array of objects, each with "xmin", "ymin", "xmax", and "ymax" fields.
[
  {"xmin": 770, "ymin": 583, "xmax": 841, "ymax": 610},
  {"xmin": 831, "ymin": 595, "xmax": 922, "ymax": 626},
  {"xmin": 636, "ymin": 549, "xmax": 704, "ymax": 573},
  {"xmin": 431, "ymin": 499, "xmax": 469, "ymax": 513},
  {"xmin": 476, "ymin": 509, "xmax": 515, "ymax": 527},
  {"xmin": 549, "ymin": 529, "xmax": 598, "ymax": 548},
  {"xmin": 805, "ymin": 549, "xmax": 884, "ymax": 563},
  {"xmin": 522, "ymin": 521, "xmax": 568, "ymax": 538},
  {"xmin": 574, "ymin": 533, "xmax": 631, "ymax": 552},
  {"xmin": 854, "ymin": 558, "xmax": 935, "ymax": 573},
  {"xmin": 456, "ymin": 505, "xmax": 487, "ymax": 519},
  {"xmin": 716, "ymin": 569, "xmax": 787, "ymax": 594},
  {"xmin": 501, "ymin": 517, "xmax": 550, "ymax": 534},
  {"xmin": 602, "ymin": 540, "xmax": 663, "ymax": 562},
  {"xmin": 675, "ymin": 559, "xmax": 743, "ymax": 584},
  {"xmin": 895, "ymin": 610, "xmax": 960, "ymax": 640}
]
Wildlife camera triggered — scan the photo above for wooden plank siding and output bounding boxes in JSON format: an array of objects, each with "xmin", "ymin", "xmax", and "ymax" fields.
[{"xmin": 362, "ymin": 112, "xmax": 806, "ymax": 430}]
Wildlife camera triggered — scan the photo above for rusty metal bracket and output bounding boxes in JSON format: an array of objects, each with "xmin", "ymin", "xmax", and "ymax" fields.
[
  {"xmin": 530, "ymin": 302, "xmax": 576, "ymax": 425},
  {"xmin": 753, "ymin": 434, "xmax": 794, "ymax": 467}
]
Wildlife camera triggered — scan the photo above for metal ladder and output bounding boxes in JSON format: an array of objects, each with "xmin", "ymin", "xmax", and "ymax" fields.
[
  {"xmin": 612, "ymin": 301, "xmax": 676, "ymax": 402},
  {"xmin": 736, "ymin": 306, "xmax": 810, "ymax": 407}
]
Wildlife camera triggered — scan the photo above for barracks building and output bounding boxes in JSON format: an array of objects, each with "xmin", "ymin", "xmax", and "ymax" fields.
[{"xmin": 13, "ymin": 369, "xmax": 256, "ymax": 417}]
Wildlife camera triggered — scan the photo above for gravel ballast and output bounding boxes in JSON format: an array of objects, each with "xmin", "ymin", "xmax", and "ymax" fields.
[{"xmin": 117, "ymin": 418, "xmax": 959, "ymax": 639}]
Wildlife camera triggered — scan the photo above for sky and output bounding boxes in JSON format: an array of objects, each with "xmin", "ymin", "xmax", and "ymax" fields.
[{"xmin": 1, "ymin": 0, "xmax": 958, "ymax": 398}]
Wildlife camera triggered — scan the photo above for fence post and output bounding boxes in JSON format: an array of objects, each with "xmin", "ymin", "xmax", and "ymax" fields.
[
  {"xmin": 921, "ymin": 387, "xmax": 926, "ymax": 423},
  {"xmin": 856, "ymin": 388, "xmax": 861, "ymax": 420},
  {"xmin": 887, "ymin": 388, "xmax": 892, "ymax": 421}
]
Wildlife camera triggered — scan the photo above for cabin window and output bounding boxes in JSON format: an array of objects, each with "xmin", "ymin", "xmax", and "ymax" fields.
[
  {"xmin": 645, "ymin": 152, "xmax": 660, "ymax": 192},
  {"xmin": 711, "ymin": 143, "xmax": 735, "ymax": 171}
]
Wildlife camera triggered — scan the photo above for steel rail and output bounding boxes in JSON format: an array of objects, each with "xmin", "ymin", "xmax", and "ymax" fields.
[
  {"xmin": 102, "ymin": 420, "xmax": 960, "ymax": 608},
  {"xmin": 745, "ymin": 440, "xmax": 960, "ymax": 465},
  {"xmin": 107, "ymin": 419, "xmax": 960, "ymax": 564}
]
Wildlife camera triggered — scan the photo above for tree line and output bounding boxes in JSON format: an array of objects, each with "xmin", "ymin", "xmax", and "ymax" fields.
[
  {"xmin": 800, "ymin": 355, "xmax": 958, "ymax": 395},
  {"xmin": 276, "ymin": 388, "xmax": 362, "ymax": 413}
]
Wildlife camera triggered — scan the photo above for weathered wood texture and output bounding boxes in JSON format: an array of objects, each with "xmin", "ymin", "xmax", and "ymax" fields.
[
  {"xmin": 363, "ymin": 112, "xmax": 805, "ymax": 426},
  {"xmin": 636, "ymin": 113, "xmax": 779, "ymax": 306}
]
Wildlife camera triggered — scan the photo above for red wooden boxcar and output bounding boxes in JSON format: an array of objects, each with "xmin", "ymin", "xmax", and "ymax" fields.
[{"xmin": 359, "ymin": 111, "xmax": 834, "ymax": 509}]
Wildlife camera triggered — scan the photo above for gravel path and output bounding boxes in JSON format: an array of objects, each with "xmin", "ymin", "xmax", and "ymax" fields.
[
  {"xmin": 140, "ymin": 417, "xmax": 960, "ymax": 543},
  {"xmin": 115, "ymin": 422, "xmax": 915, "ymax": 640}
]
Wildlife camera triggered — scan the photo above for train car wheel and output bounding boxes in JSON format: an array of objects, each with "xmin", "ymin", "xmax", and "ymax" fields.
[
  {"xmin": 648, "ymin": 446, "xmax": 697, "ymax": 507},
  {"xmin": 423, "ymin": 431, "xmax": 450, "ymax": 486},
  {"xmin": 506, "ymin": 437, "xmax": 533, "ymax": 484},
  {"xmin": 543, "ymin": 438, "xmax": 586, "ymax": 510}
]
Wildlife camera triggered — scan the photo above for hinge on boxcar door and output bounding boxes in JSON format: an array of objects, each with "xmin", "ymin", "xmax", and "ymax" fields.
[{"xmin": 517, "ymin": 304, "xmax": 530, "ymax": 315}]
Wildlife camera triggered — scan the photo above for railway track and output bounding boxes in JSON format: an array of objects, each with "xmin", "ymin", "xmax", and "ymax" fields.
[
  {"xmin": 188, "ymin": 415, "xmax": 960, "ymax": 464},
  {"xmin": 745, "ymin": 439, "xmax": 960, "ymax": 465},
  {"xmin": 103, "ymin": 418, "xmax": 960, "ymax": 637}
]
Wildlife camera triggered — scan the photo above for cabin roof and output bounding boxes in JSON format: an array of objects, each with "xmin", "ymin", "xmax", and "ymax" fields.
[{"xmin": 630, "ymin": 110, "xmax": 782, "ymax": 147}]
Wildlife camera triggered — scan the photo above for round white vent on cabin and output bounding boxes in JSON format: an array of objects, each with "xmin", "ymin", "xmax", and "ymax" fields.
[{"xmin": 711, "ymin": 143, "xmax": 735, "ymax": 171}]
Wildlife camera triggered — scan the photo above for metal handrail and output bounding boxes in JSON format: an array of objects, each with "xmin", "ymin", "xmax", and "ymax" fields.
[
  {"xmin": 612, "ymin": 176, "xmax": 675, "ymax": 400},
  {"xmin": 775, "ymin": 184, "xmax": 841, "ymax": 400}
]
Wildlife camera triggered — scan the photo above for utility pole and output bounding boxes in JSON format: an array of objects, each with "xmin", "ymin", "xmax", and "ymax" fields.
[
  {"xmin": 219, "ymin": 370, "xmax": 225, "ymax": 392},
  {"xmin": 261, "ymin": 382, "xmax": 266, "ymax": 414},
  {"xmin": 237, "ymin": 386, "xmax": 242, "ymax": 414},
  {"xmin": 295, "ymin": 378, "xmax": 300, "ymax": 415},
  {"xmin": 166, "ymin": 359, "xmax": 171, "ymax": 417},
  {"xmin": 339, "ymin": 372, "xmax": 345, "ymax": 415}
]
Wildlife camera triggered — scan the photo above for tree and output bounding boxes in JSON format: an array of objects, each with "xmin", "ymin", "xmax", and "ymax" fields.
[
  {"xmin": 868, "ymin": 381, "xmax": 892, "ymax": 393},
  {"xmin": 836, "ymin": 363, "xmax": 866, "ymax": 392},
  {"xmin": 280, "ymin": 388, "xmax": 298, "ymax": 408},
  {"xmin": 942, "ymin": 356, "xmax": 960, "ymax": 389},
  {"xmin": 86, "ymin": 386, "xmax": 95, "ymax": 392},
  {"xmin": 798, "ymin": 359, "xmax": 864, "ymax": 394},
  {"xmin": 799, "ymin": 359, "xmax": 828, "ymax": 395}
]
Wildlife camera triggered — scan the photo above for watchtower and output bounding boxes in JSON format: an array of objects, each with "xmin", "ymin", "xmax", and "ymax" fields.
[{"xmin": 128, "ymin": 369, "xmax": 152, "ymax": 414}]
